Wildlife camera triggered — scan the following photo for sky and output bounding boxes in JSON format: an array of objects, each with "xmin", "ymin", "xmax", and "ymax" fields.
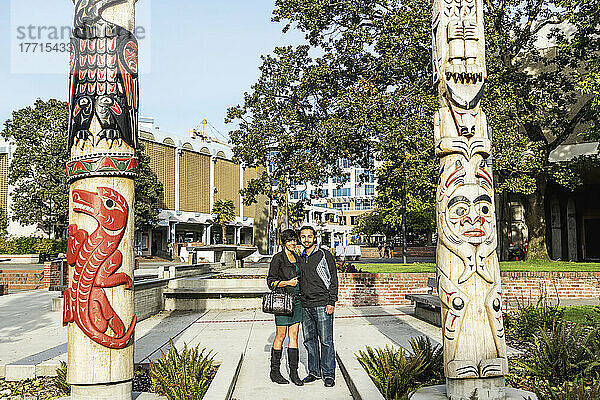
[{"xmin": 0, "ymin": 0, "xmax": 303, "ymax": 141}]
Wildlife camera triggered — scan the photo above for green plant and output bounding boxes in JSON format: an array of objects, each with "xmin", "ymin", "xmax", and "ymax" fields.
[
  {"xmin": 408, "ymin": 336, "xmax": 444, "ymax": 384},
  {"xmin": 149, "ymin": 339, "xmax": 216, "ymax": 400},
  {"xmin": 357, "ymin": 345, "xmax": 426, "ymax": 400},
  {"xmin": 504, "ymin": 293, "xmax": 564, "ymax": 340},
  {"xmin": 514, "ymin": 321, "xmax": 600, "ymax": 385},
  {"xmin": 530, "ymin": 379, "xmax": 600, "ymax": 400},
  {"xmin": 54, "ymin": 361, "xmax": 70, "ymax": 395}
]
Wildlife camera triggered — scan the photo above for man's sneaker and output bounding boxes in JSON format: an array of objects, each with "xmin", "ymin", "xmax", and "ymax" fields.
[
  {"xmin": 324, "ymin": 378, "xmax": 335, "ymax": 387},
  {"xmin": 303, "ymin": 374, "xmax": 319, "ymax": 384}
]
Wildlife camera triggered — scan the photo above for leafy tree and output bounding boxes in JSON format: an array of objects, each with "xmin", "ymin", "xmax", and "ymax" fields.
[
  {"xmin": 1, "ymin": 99, "xmax": 69, "ymax": 238},
  {"xmin": 288, "ymin": 200, "xmax": 306, "ymax": 229},
  {"xmin": 229, "ymin": 0, "xmax": 600, "ymax": 260},
  {"xmin": 353, "ymin": 211, "xmax": 392, "ymax": 238},
  {"xmin": 212, "ymin": 199, "xmax": 236, "ymax": 244},
  {"xmin": 2, "ymin": 99, "xmax": 164, "ymax": 236},
  {"xmin": 135, "ymin": 141, "xmax": 164, "ymax": 230}
]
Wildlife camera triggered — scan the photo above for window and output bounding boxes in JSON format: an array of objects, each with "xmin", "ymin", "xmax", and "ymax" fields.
[
  {"xmin": 333, "ymin": 188, "xmax": 350, "ymax": 197},
  {"xmin": 355, "ymin": 169, "xmax": 375, "ymax": 183},
  {"xmin": 356, "ymin": 199, "xmax": 374, "ymax": 210},
  {"xmin": 365, "ymin": 185, "xmax": 375, "ymax": 196},
  {"xmin": 332, "ymin": 176, "xmax": 344, "ymax": 184},
  {"xmin": 311, "ymin": 189, "xmax": 329, "ymax": 198},
  {"xmin": 339, "ymin": 159, "xmax": 351, "ymax": 168},
  {"xmin": 332, "ymin": 202, "xmax": 350, "ymax": 211},
  {"xmin": 351, "ymin": 216, "xmax": 356, "ymax": 225},
  {"xmin": 314, "ymin": 203, "xmax": 327, "ymax": 208},
  {"xmin": 291, "ymin": 190, "xmax": 306, "ymax": 200}
]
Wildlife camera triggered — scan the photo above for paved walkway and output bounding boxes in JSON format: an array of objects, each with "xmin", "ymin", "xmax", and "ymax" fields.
[{"xmin": 0, "ymin": 289, "xmax": 561, "ymax": 398}]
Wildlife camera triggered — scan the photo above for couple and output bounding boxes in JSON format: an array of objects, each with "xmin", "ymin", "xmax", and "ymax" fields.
[{"xmin": 266, "ymin": 226, "xmax": 338, "ymax": 388}]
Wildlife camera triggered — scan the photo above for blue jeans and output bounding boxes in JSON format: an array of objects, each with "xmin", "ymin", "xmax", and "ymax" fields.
[{"xmin": 302, "ymin": 306, "xmax": 335, "ymax": 380}]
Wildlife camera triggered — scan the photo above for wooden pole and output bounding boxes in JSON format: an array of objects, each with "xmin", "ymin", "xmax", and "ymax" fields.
[
  {"xmin": 64, "ymin": 1, "xmax": 139, "ymax": 399},
  {"xmin": 432, "ymin": 0, "xmax": 508, "ymax": 398}
]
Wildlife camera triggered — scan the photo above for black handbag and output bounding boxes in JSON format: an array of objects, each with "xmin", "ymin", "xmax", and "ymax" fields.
[{"xmin": 262, "ymin": 282, "xmax": 294, "ymax": 316}]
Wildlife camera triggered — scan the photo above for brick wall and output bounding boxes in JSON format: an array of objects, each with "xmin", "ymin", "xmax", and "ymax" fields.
[
  {"xmin": 337, "ymin": 271, "xmax": 600, "ymax": 306},
  {"xmin": 0, "ymin": 269, "xmax": 45, "ymax": 291},
  {"xmin": 43, "ymin": 261, "xmax": 66, "ymax": 288}
]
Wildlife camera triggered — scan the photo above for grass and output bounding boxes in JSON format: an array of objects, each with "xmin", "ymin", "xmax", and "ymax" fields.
[
  {"xmin": 562, "ymin": 306, "xmax": 600, "ymax": 326},
  {"xmin": 354, "ymin": 260, "xmax": 600, "ymax": 274}
]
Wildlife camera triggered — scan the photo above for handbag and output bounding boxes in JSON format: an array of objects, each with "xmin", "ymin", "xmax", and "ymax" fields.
[{"xmin": 262, "ymin": 282, "xmax": 294, "ymax": 316}]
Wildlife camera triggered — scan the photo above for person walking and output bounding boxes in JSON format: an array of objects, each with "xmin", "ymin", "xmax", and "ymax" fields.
[
  {"xmin": 298, "ymin": 226, "xmax": 338, "ymax": 387},
  {"xmin": 266, "ymin": 229, "xmax": 304, "ymax": 386}
]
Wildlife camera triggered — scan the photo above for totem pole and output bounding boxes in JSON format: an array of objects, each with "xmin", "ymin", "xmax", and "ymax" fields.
[
  {"xmin": 432, "ymin": 0, "xmax": 508, "ymax": 398},
  {"xmin": 64, "ymin": 1, "xmax": 138, "ymax": 399}
]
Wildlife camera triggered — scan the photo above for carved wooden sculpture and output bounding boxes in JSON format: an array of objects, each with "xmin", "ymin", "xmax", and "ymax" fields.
[
  {"xmin": 64, "ymin": 1, "xmax": 138, "ymax": 398},
  {"xmin": 432, "ymin": 0, "xmax": 508, "ymax": 395}
]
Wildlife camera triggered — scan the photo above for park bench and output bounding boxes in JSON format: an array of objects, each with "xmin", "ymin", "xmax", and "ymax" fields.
[{"xmin": 405, "ymin": 277, "xmax": 442, "ymax": 327}]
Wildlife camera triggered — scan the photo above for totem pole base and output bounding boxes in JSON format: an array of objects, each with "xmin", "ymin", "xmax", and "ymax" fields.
[
  {"xmin": 70, "ymin": 381, "xmax": 132, "ymax": 400},
  {"xmin": 410, "ymin": 379, "xmax": 538, "ymax": 400}
]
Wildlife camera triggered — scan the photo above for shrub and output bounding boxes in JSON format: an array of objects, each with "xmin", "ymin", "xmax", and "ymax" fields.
[
  {"xmin": 514, "ymin": 321, "xmax": 600, "ymax": 385},
  {"xmin": 504, "ymin": 294, "xmax": 564, "ymax": 340},
  {"xmin": 0, "ymin": 237, "xmax": 67, "ymax": 255},
  {"xmin": 54, "ymin": 361, "xmax": 70, "ymax": 396},
  {"xmin": 149, "ymin": 339, "xmax": 216, "ymax": 400},
  {"xmin": 530, "ymin": 379, "xmax": 600, "ymax": 400},
  {"xmin": 337, "ymin": 261, "xmax": 364, "ymax": 273},
  {"xmin": 409, "ymin": 336, "xmax": 444, "ymax": 384},
  {"xmin": 357, "ymin": 345, "xmax": 425, "ymax": 400}
]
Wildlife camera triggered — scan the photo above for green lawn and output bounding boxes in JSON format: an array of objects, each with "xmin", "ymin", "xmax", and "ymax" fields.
[
  {"xmin": 562, "ymin": 306, "xmax": 600, "ymax": 326},
  {"xmin": 354, "ymin": 260, "xmax": 600, "ymax": 274}
]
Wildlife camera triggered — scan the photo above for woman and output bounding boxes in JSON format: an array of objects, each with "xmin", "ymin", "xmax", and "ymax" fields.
[{"xmin": 266, "ymin": 229, "xmax": 304, "ymax": 386}]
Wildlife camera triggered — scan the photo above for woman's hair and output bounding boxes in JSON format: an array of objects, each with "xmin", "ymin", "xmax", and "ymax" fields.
[{"xmin": 280, "ymin": 229, "xmax": 298, "ymax": 244}]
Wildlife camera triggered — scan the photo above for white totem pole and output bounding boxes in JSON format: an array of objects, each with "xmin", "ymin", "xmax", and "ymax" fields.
[
  {"xmin": 64, "ymin": 1, "xmax": 139, "ymax": 399},
  {"xmin": 432, "ymin": 0, "xmax": 509, "ymax": 398}
]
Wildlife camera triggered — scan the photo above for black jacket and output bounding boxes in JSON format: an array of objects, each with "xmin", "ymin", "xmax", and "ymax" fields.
[
  {"xmin": 299, "ymin": 246, "xmax": 338, "ymax": 307},
  {"xmin": 267, "ymin": 251, "xmax": 299, "ymax": 295}
]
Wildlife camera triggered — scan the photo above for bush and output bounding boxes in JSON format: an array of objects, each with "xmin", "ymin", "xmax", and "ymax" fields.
[
  {"xmin": 149, "ymin": 339, "xmax": 216, "ymax": 400},
  {"xmin": 54, "ymin": 361, "xmax": 70, "ymax": 396},
  {"xmin": 530, "ymin": 379, "xmax": 600, "ymax": 400},
  {"xmin": 514, "ymin": 321, "xmax": 600, "ymax": 385},
  {"xmin": 409, "ymin": 336, "xmax": 444, "ymax": 384},
  {"xmin": 504, "ymin": 295, "xmax": 564, "ymax": 341},
  {"xmin": 0, "ymin": 237, "xmax": 67, "ymax": 255},
  {"xmin": 356, "ymin": 337, "xmax": 443, "ymax": 400},
  {"xmin": 337, "ymin": 261, "xmax": 364, "ymax": 273}
]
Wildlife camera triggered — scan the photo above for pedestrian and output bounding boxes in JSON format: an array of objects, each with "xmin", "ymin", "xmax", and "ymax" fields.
[
  {"xmin": 266, "ymin": 229, "xmax": 304, "ymax": 386},
  {"xmin": 298, "ymin": 225, "xmax": 338, "ymax": 387},
  {"xmin": 377, "ymin": 242, "xmax": 383, "ymax": 257}
]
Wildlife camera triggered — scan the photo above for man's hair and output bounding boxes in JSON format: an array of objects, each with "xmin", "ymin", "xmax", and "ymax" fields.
[
  {"xmin": 299, "ymin": 225, "xmax": 316, "ymax": 236},
  {"xmin": 280, "ymin": 228, "xmax": 298, "ymax": 245}
]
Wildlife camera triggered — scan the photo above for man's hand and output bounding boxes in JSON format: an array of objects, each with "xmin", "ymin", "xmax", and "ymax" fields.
[
  {"xmin": 287, "ymin": 277, "xmax": 298, "ymax": 287},
  {"xmin": 326, "ymin": 305, "xmax": 335, "ymax": 315}
]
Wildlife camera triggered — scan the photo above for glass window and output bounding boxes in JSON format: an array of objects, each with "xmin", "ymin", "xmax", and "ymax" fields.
[
  {"xmin": 291, "ymin": 190, "xmax": 306, "ymax": 200},
  {"xmin": 333, "ymin": 188, "xmax": 350, "ymax": 197}
]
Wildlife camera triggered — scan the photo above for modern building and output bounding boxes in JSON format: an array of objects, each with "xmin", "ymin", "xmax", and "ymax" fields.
[
  {"xmin": 138, "ymin": 117, "xmax": 269, "ymax": 258},
  {"xmin": 284, "ymin": 159, "xmax": 378, "ymax": 246}
]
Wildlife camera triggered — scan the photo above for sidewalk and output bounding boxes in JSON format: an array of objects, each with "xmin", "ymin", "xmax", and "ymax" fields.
[{"xmin": 0, "ymin": 290, "xmax": 528, "ymax": 398}]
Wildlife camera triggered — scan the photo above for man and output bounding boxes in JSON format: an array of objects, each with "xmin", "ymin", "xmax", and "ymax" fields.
[{"xmin": 298, "ymin": 226, "xmax": 338, "ymax": 387}]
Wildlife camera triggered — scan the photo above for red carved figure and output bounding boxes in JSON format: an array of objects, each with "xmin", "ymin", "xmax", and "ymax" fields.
[{"xmin": 63, "ymin": 187, "xmax": 136, "ymax": 349}]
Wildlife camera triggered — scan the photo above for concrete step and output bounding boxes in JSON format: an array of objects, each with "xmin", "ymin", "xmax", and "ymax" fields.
[
  {"xmin": 168, "ymin": 277, "xmax": 268, "ymax": 290},
  {"xmin": 165, "ymin": 297, "xmax": 263, "ymax": 311}
]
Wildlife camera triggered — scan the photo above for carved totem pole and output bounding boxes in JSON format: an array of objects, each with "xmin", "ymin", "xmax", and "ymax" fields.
[
  {"xmin": 64, "ymin": 1, "xmax": 138, "ymax": 398},
  {"xmin": 432, "ymin": 0, "xmax": 508, "ymax": 398}
]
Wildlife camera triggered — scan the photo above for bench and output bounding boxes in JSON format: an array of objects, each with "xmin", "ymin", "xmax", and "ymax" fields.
[{"xmin": 405, "ymin": 277, "xmax": 442, "ymax": 327}]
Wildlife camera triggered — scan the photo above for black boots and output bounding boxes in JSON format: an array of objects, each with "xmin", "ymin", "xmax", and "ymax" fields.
[
  {"xmin": 288, "ymin": 348, "xmax": 304, "ymax": 386},
  {"xmin": 270, "ymin": 348, "xmax": 289, "ymax": 384}
]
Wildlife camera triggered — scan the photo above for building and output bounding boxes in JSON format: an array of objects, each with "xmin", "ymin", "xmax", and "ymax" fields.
[
  {"xmin": 284, "ymin": 159, "xmax": 378, "ymax": 246},
  {"xmin": 138, "ymin": 118, "xmax": 269, "ymax": 258}
]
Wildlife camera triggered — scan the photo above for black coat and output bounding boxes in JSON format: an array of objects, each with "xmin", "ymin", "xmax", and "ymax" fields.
[{"xmin": 267, "ymin": 251, "xmax": 299, "ymax": 295}]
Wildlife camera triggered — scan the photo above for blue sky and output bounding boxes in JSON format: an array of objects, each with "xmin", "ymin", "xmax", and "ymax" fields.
[{"xmin": 0, "ymin": 0, "xmax": 302, "ymax": 140}]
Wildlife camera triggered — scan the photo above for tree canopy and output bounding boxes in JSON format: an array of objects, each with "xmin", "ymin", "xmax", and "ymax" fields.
[
  {"xmin": 228, "ymin": 0, "xmax": 599, "ymax": 259},
  {"xmin": 212, "ymin": 199, "xmax": 236, "ymax": 244},
  {"xmin": 1, "ymin": 99, "xmax": 164, "ymax": 236}
]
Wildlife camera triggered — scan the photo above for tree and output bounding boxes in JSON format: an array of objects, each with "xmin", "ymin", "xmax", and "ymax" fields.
[
  {"xmin": 135, "ymin": 142, "xmax": 164, "ymax": 230},
  {"xmin": 212, "ymin": 199, "xmax": 236, "ymax": 244},
  {"xmin": 288, "ymin": 200, "xmax": 306, "ymax": 229},
  {"xmin": 353, "ymin": 211, "xmax": 392, "ymax": 238},
  {"xmin": 1, "ymin": 99, "xmax": 164, "ymax": 236},
  {"xmin": 1, "ymin": 99, "xmax": 69, "ymax": 238},
  {"xmin": 229, "ymin": 0, "xmax": 599, "ymax": 260}
]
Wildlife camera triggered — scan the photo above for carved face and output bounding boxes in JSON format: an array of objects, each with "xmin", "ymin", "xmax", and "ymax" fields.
[
  {"xmin": 123, "ymin": 41, "xmax": 138, "ymax": 73},
  {"xmin": 444, "ymin": 183, "xmax": 493, "ymax": 245}
]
